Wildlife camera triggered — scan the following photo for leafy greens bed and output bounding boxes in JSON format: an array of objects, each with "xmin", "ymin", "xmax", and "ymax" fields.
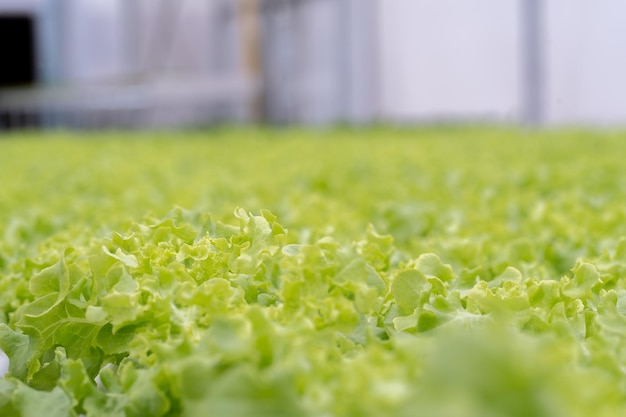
[{"xmin": 1, "ymin": 128, "xmax": 626, "ymax": 416}]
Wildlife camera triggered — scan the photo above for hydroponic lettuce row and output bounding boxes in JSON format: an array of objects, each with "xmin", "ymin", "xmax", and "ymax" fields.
[{"xmin": 1, "ymin": 128, "xmax": 626, "ymax": 416}]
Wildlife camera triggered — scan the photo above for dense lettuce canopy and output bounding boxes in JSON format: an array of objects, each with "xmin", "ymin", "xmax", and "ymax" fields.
[{"xmin": 1, "ymin": 128, "xmax": 626, "ymax": 416}]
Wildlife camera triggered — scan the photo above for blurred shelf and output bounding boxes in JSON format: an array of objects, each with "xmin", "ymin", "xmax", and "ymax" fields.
[{"xmin": 0, "ymin": 75, "xmax": 258, "ymax": 129}]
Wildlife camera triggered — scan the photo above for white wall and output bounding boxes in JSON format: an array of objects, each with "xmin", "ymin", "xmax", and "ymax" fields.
[
  {"xmin": 130, "ymin": 0, "xmax": 217, "ymax": 75},
  {"xmin": 377, "ymin": 0, "xmax": 521, "ymax": 123},
  {"xmin": 545, "ymin": 1, "xmax": 626, "ymax": 126},
  {"xmin": 63, "ymin": 0, "xmax": 126, "ymax": 82},
  {"xmin": 62, "ymin": 0, "xmax": 220, "ymax": 83}
]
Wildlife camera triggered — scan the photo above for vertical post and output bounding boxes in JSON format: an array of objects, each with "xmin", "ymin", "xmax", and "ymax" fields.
[
  {"xmin": 38, "ymin": 0, "xmax": 64, "ymax": 85},
  {"xmin": 343, "ymin": 0, "xmax": 380, "ymax": 124},
  {"xmin": 37, "ymin": 0, "xmax": 66, "ymax": 127},
  {"xmin": 258, "ymin": 0, "xmax": 296, "ymax": 124},
  {"xmin": 336, "ymin": 0, "xmax": 352, "ymax": 123},
  {"xmin": 238, "ymin": 0, "xmax": 263, "ymax": 121},
  {"xmin": 121, "ymin": 0, "xmax": 140, "ymax": 77},
  {"xmin": 521, "ymin": 0, "xmax": 544, "ymax": 126}
]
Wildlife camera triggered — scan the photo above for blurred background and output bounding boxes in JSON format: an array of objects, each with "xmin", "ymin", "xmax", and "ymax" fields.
[{"xmin": 1, "ymin": 0, "xmax": 625, "ymax": 130}]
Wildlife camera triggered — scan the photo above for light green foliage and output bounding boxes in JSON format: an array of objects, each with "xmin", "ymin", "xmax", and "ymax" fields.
[{"xmin": 1, "ymin": 128, "xmax": 626, "ymax": 416}]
